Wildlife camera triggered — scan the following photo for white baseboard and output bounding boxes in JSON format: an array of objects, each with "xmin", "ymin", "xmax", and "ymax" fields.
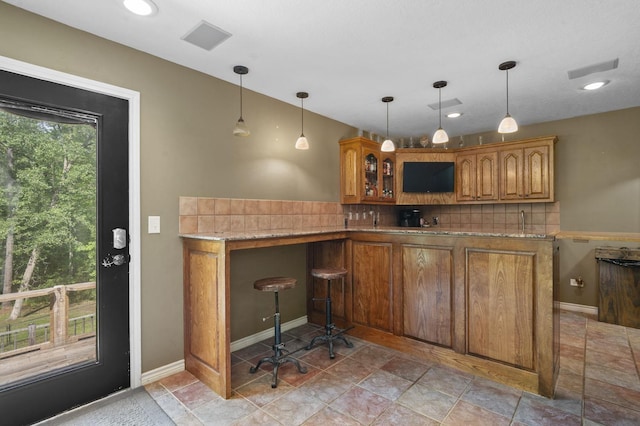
[
  {"xmin": 558, "ymin": 301, "xmax": 598, "ymax": 316},
  {"xmin": 140, "ymin": 360, "xmax": 185, "ymax": 386},
  {"xmin": 230, "ymin": 316, "xmax": 308, "ymax": 352},
  {"xmin": 139, "ymin": 316, "xmax": 308, "ymax": 385}
]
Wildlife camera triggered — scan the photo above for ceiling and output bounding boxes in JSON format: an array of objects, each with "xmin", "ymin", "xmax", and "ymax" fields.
[{"xmin": 6, "ymin": 0, "xmax": 640, "ymax": 140}]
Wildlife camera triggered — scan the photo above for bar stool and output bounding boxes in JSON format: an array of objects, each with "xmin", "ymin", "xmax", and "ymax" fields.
[
  {"xmin": 249, "ymin": 276, "xmax": 307, "ymax": 388},
  {"xmin": 307, "ymin": 267, "xmax": 353, "ymax": 358}
]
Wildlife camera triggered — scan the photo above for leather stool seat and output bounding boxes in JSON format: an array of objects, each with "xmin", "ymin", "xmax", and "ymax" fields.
[
  {"xmin": 254, "ymin": 276, "xmax": 297, "ymax": 292},
  {"xmin": 311, "ymin": 267, "xmax": 347, "ymax": 281}
]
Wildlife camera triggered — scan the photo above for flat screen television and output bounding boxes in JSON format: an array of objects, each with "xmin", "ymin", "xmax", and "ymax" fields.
[{"xmin": 402, "ymin": 161, "xmax": 455, "ymax": 193}]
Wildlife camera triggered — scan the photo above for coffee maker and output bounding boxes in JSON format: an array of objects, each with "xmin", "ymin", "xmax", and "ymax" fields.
[{"xmin": 399, "ymin": 209, "xmax": 421, "ymax": 227}]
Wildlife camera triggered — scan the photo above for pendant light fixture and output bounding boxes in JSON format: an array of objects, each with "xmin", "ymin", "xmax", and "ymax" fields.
[
  {"xmin": 232, "ymin": 65, "xmax": 250, "ymax": 137},
  {"xmin": 380, "ymin": 96, "xmax": 395, "ymax": 152},
  {"xmin": 295, "ymin": 92, "xmax": 309, "ymax": 150},
  {"xmin": 432, "ymin": 81, "xmax": 449, "ymax": 144},
  {"xmin": 498, "ymin": 60, "xmax": 518, "ymax": 133}
]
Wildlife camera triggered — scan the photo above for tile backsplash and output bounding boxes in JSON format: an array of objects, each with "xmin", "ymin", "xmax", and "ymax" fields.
[
  {"xmin": 179, "ymin": 197, "xmax": 346, "ymax": 234},
  {"xmin": 179, "ymin": 196, "xmax": 559, "ymax": 235}
]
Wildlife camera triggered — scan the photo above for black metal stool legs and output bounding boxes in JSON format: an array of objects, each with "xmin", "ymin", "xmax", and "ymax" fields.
[
  {"xmin": 306, "ymin": 278, "xmax": 353, "ymax": 358},
  {"xmin": 249, "ymin": 290, "xmax": 307, "ymax": 388}
]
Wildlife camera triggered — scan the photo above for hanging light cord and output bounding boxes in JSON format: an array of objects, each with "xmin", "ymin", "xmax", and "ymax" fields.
[
  {"xmin": 505, "ymin": 69, "xmax": 510, "ymax": 115},
  {"xmin": 239, "ymin": 74, "xmax": 243, "ymax": 119},
  {"xmin": 300, "ymin": 97, "xmax": 305, "ymax": 136},
  {"xmin": 438, "ymin": 86, "xmax": 443, "ymax": 128},
  {"xmin": 386, "ymin": 102, "xmax": 390, "ymax": 139}
]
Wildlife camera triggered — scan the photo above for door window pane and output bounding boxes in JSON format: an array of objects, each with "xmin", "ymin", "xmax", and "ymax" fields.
[{"xmin": 0, "ymin": 99, "xmax": 98, "ymax": 388}]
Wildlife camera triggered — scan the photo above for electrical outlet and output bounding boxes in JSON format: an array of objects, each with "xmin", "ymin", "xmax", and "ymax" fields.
[{"xmin": 570, "ymin": 277, "xmax": 584, "ymax": 287}]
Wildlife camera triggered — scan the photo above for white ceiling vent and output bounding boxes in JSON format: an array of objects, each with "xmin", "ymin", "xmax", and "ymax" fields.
[
  {"xmin": 567, "ymin": 58, "xmax": 619, "ymax": 80},
  {"xmin": 428, "ymin": 98, "xmax": 462, "ymax": 110},
  {"xmin": 181, "ymin": 21, "xmax": 231, "ymax": 51}
]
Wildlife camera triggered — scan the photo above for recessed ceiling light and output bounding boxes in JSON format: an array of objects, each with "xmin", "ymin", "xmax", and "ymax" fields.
[
  {"xmin": 447, "ymin": 112, "xmax": 462, "ymax": 118},
  {"xmin": 123, "ymin": 0, "xmax": 158, "ymax": 16},
  {"xmin": 583, "ymin": 81, "xmax": 609, "ymax": 91}
]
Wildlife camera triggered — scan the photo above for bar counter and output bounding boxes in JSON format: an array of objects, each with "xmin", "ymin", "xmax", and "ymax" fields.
[{"xmin": 181, "ymin": 225, "xmax": 558, "ymax": 399}]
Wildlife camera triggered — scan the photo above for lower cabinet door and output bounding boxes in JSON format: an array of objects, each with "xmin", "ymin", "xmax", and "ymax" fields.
[
  {"xmin": 402, "ymin": 245, "xmax": 453, "ymax": 347},
  {"xmin": 466, "ymin": 248, "xmax": 535, "ymax": 370},
  {"xmin": 352, "ymin": 241, "xmax": 393, "ymax": 332}
]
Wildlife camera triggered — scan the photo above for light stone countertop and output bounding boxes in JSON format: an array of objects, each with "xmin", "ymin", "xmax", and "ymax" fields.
[{"xmin": 179, "ymin": 225, "xmax": 554, "ymax": 241}]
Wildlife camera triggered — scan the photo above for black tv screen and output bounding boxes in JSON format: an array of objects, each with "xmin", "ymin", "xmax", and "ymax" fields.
[{"xmin": 402, "ymin": 162, "xmax": 455, "ymax": 193}]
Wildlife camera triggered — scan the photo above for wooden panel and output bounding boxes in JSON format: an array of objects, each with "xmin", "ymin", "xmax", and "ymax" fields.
[
  {"xmin": 456, "ymin": 153, "xmax": 476, "ymax": 201},
  {"xmin": 477, "ymin": 151, "xmax": 498, "ymax": 200},
  {"xmin": 183, "ymin": 238, "xmax": 229, "ymax": 398},
  {"xmin": 402, "ymin": 245, "xmax": 453, "ymax": 347},
  {"xmin": 597, "ymin": 247, "xmax": 640, "ymax": 328},
  {"xmin": 499, "ymin": 149, "xmax": 523, "ymax": 199},
  {"xmin": 524, "ymin": 145, "xmax": 550, "ymax": 199},
  {"xmin": 340, "ymin": 144, "xmax": 359, "ymax": 203},
  {"xmin": 352, "ymin": 241, "xmax": 393, "ymax": 331},
  {"xmin": 467, "ymin": 249, "xmax": 535, "ymax": 370},
  {"xmin": 396, "ymin": 150, "xmax": 456, "ymax": 205},
  {"xmin": 188, "ymin": 251, "xmax": 219, "ymax": 368}
]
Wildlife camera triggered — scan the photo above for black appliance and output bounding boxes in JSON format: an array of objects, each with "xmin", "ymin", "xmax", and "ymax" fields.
[
  {"xmin": 399, "ymin": 209, "xmax": 421, "ymax": 227},
  {"xmin": 402, "ymin": 161, "xmax": 455, "ymax": 193}
]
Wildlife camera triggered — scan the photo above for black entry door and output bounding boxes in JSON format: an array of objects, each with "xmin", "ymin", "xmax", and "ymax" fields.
[{"xmin": 0, "ymin": 70, "xmax": 130, "ymax": 425}]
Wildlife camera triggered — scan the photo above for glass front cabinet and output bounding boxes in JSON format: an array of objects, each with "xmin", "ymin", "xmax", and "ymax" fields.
[{"xmin": 340, "ymin": 137, "xmax": 395, "ymax": 204}]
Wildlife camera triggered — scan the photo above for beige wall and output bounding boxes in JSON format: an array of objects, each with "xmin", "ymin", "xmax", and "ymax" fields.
[
  {"xmin": 0, "ymin": 4, "xmax": 355, "ymax": 372},
  {"xmin": 2, "ymin": 4, "xmax": 639, "ymax": 373}
]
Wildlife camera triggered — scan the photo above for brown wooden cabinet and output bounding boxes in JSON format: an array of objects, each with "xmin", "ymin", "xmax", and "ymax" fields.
[
  {"xmin": 341, "ymin": 231, "xmax": 557, "ymax": 397},
  {"xmin": 499, "ymin": 141, "xmax": 552, "ymax": 201},
  {"xmin": 351, "ymin": 240, "xmax": 393, "ymax": 332},
  {"xmin": 339, "ymin": 137, "xmax": 395, "ymax": 204},
  {"xmin": 456, "ymin": 150, "xmax": 499, "ymax": 203},
  {"xmin": 393, "ymin": 136, "xmax": 556, "ymax": 205},
  {"xmin": 466, "ymin": 248, "xmax": 535, "ymax": 369},
  {"xmin": 401, "ymin": 244, "xmax": 453, "ymax": 347}
]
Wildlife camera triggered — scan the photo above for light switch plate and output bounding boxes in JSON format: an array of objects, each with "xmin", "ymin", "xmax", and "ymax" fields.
[{"xmin": 148, "ymin": 216, "xmax": 161, "ymax": 234}]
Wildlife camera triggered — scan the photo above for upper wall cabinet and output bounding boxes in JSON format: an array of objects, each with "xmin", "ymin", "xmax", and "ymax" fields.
[
  {"xmin": 340, "ymin": 137, "xmax": 395, "ymax": 204},
  {"xmin": 456, "ymin": 150, "xmax": 499, "ymax": 203},
  {"xmin": 391, "ymin": 135, "xmax": 557, "ymax": 205},
  {"xmin": 499, "ymin": 142, "xmax": 553, "ymax": 201}
]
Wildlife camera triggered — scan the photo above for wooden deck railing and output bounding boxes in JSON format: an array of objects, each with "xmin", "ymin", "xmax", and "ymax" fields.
[{"xmin": 0, "ymin": 282, "xmax": 96, "ymax": 358}]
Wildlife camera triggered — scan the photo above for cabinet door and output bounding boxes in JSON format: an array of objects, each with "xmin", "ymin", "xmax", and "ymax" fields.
[
  {"xmin": 499, "ymin": 148, "xmax": 524, "ymax": 200},
  {"xmin": 456, "ymin": 153, "xmax": 477, "ymax": 201},
  {"xmin": 476, "ymin": 151, "xmax": 499, "ymax": 201},
  {"xmin": 381, "ymin": 155, "xmax": 396, "ymax": 202},
  {"xmin": 340, "ymin": 144, "xmax": 359, "ymax": 204},
  {"xmin": 363, "ymin": 150, "xmax": 379, "ymax": 200},
  {"xmin": 352, "ymin": 241, "xmax": 392, "ymax": 332},
  {"xmin": 402, "ymin": 245, "xmax": 452, "ymax": 347},
  {"xmin": 467, "ymin": 249, "xmax": 535, "ymax": 370},
  {"xmin": 523, "ymin": 145, "xmax": 550, "ymax": 199}
]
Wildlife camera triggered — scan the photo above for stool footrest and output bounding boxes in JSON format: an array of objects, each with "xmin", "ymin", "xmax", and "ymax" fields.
[
  {"xmin": 249, "ymin": 354, "xmax": 307, "ymax": 388},
  {"xmin": 306, "ymin": 325, "xmax": 354, "ymax": 359}
]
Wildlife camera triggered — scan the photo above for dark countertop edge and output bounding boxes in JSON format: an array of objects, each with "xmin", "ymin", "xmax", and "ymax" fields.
[{"xmin": 180, "ymin": 226, "xmax": 554, "ymax": 242}]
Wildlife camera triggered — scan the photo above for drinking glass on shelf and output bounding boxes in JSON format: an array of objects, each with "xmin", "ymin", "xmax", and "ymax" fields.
[{"xmin": 420, "ymin": 136, "xmax": 429, "ymax": 148}]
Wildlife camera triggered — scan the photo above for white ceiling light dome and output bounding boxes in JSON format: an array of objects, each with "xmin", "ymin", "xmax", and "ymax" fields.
[
  {"xmin": 123, "ymin": 0, "xmax": 158, "ymax": 16},
  {"xmin": 583, "ymin": 81, "xmax": 609, "ymax": 91}
]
